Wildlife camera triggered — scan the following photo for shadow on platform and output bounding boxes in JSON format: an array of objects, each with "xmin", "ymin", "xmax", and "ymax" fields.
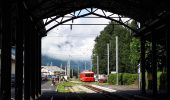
[{"xmin": 37, "ymin": 90, "xmax": 168, "ymax": 100}]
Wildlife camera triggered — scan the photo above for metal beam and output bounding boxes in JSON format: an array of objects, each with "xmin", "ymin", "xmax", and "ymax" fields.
[
  {"xmin": 46, "ymin": 12, "xmax": 92, "ymax": 33},
  {"xmin": 45, "ymin": 10, "xmax": 137, "ymax": 33},
  {"xmin": 48, "ymin": 23, "xmax": 121, "ymax": 25}
]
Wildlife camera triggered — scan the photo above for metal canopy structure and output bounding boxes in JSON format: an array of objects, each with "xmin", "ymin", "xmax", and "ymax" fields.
[
  {"xmin": 0, "ymin": 0, "xmax": 170, "ymax": 100},
  {"xmin": 43, "ymin": 8, "xmax": 138, "ymax": 33},
  {"xmin": 29, "ymin": 0, "xmax": 168, "ymax": 22}
]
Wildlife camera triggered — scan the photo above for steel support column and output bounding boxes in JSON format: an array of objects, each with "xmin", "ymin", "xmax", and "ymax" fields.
[
  {"xmin": 1, "ymin": 1, "xmax": 12, "ymax": 100},
  {"xmin": 166, "ymin": 21, "xmax": 170, "ymax": 96},
  {"xmin": 141, "ymin": 37, "xmax": 146, "ymax": 94},
  {"xmin": 15, "ymin": 1, "xmax": 24, "ymax": 100},
  {"xmin": 30, "ymin": 23, "xmax": 36, "ymax": 100},
  {"xmin": 152, "ymin": 33, "xmax": 157, "ymax": 96},
  {"xmin": 35, "ymin": 30, "xmax": 39, "ymax": 98},
  {"xmin": 37, "ymin": 36, "xmax": 42, "ymax": 95},
  {"xmin": 24, "ymin": 15, "xmax": 31, "ymax": 100}
]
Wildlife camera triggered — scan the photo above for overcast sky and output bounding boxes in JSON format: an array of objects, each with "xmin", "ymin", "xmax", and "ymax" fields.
[{"xmin": 42, "ymin": 9, "xmax": 118, "ymax": 61}]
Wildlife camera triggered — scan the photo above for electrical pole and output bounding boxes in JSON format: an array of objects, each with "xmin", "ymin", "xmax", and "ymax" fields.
[
  {"xmin": 72, "ymin": 68, "xmax": 73, "ymax": 78},
  {"xmin": 97, "ymin": 55, "xmax": 99, "ymax": 80},
  {"xmin": 116, "ymin": 36, "xmax": 119, "ymax": 85},
  {"xmin": 50, "ymin": 62, "xmax": 53, "ymax": 66},
  {"xmin": 138, "ymin": 63, "xmax": 141, "ymax": 89},
  {"xmin": 107, "ymin": 43, "xmax": 110, "ymax": 76},
  {"xmin": 85, "ymin": 61, "xmax": 86, "ymax": 71},
  {"xmin": 67, "ymin": 55, "xmax": 71, "ymax": 78},
  {"xmin": 59, "ymin": 63, "xmax": 62, "ymax": 83},
  {"xmin": 60, "ymin": 63, "xmax": 62, "ymax": 75},
  {"xmin": 91, "ymin": 59, "xmax": 93, "ymax": 71},
  {"xmin": 77, "ymin": 65, "xmax": 79, "ymax": 78},
  {"xmin": 65, "ymin": 66, "xmax": 67, "ymax": 76}
]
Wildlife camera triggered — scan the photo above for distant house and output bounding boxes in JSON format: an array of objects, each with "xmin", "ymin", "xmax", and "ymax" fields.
[{"xmin": 41, "ymin": 66, "xmax": 65, "ymax": 76}]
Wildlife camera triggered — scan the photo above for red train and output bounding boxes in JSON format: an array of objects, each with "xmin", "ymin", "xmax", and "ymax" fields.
[{"xmin": 80, "ymin": 71, "xmax": 95, "ymax": 82}]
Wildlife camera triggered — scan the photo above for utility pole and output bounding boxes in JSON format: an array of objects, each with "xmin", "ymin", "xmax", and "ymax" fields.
[
  {"xmin": 97, "ymin": 55, "xmax": 99, "ymax": 80},
  {"xmin": 91, "ymin": 59, "xmax": 93, "ymax": 71},
  {"xmin": 65, "ymin": 66, "xmax": 67, "ymax": 76},
  {"xmin": 72, "ymin": 68, "xmax": 73, "ymax": 78},
  {"xmin": 60, "ymin": 63, "xmax": 62, "ymax": 75},
  {"xmin": 59, "ymin": 63, "xmax": 62, "ymax": 83},
  {"xmin": 67, "ymin": 55, "xmax": 71, "ymax": 78},
  {"xmin": 116, "ymin": 36, "xmax": 119, "ymax": 85},
  {"xmin": 107, "ymin": 43, "xmax": 110, "ymax": 76},
  {"xmin": 50, "ymin": 62, "xmax": 53, "ymax": 66},
  {"xmin": 85, "ymin": 61, "xmax": 86, "ymax": 71},
  {"xmin": 138, "ymin": 63, "xmax": 141, "ymax": 89},
  {"xmin": 77, "ymin": 65, "xmax": 79, "ymax": 78}
]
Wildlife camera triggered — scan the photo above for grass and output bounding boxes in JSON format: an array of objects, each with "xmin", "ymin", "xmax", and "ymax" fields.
[{"xmin": 57, "ymin": 81, "xmax": 76, "ymax": 92}]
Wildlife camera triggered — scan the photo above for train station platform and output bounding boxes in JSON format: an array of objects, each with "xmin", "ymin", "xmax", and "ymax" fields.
[{"xmin": 37, "ymin": 81, "xmax": 168, "ymax": 100}]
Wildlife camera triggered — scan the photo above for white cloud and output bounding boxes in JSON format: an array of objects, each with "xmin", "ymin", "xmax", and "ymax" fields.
[{"xmin": 42, "ymin": 9, "xmax": 113, "ymax": 61}]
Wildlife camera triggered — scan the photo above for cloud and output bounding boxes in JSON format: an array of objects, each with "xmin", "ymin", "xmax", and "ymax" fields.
[{"xmin": 42, "ymin": 9, "xmax": 111, "ymax": 61}]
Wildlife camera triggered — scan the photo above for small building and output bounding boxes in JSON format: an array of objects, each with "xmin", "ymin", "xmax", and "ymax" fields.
[{"xmin": 41, "ymin": 66, "xmax": 65, "ymax": 77}]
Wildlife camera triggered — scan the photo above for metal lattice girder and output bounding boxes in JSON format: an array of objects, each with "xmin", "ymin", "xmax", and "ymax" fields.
[{"xmin": 41, "ymin": 8, "xmax": 140, "ymax": 34}]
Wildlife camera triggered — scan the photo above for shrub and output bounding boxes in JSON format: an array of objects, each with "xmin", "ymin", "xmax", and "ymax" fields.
[
  {"xmin": 108, "ymin": 74, "xmax": 117, "ymax": 84},
  {"xmin": 108, "ymin": 73, "xmax": 138, "ymax": 85}
]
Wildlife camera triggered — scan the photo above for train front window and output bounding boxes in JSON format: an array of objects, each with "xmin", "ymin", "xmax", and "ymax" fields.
[
  {"xmin": 85, "ymin": 74, "xmax": 90, "ymax": 77},
  {"xmin": 85, "ymin": 74, "xmax": 93, "ymax": 77}
]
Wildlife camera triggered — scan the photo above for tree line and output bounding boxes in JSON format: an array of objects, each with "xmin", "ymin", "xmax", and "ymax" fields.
[{"xmin": 92, "ymin": 20, "xmax": 140, "ymax": 74}]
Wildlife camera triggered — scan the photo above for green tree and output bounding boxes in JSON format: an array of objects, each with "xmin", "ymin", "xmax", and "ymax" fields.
[
  {"xmin": 92, "ymin": 21, "xmax": 139, "ymax": 74},
  {"xmin": 129, "ymin": 20, "xmax": 140, "ymax": 73}
]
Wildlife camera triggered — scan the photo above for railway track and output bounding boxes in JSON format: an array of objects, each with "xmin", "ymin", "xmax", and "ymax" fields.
[
  {"xmin": 83, "ymin": 84, "xmax": 121, "ymax": 100},
  {"xmin": 83, "ymin": 84, "xmax": 152, "ymax": 100},
  {"xmin": 83, "ymin": 84, "xmax": 109, "ymax": 93}
]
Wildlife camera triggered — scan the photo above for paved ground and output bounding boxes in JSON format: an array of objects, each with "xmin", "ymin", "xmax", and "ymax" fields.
[
  {"xmin": 41, "ymin": 81, "xmax": 56, "ymax": 93},
  {"xmin": 71, "ymin": 85, "xmax": 96, "ymax": 93},
  {"xmin": 37, "ymin": 81, "xmax": 168, "ymax": 100},
  {"xmin": 11, "ymin": 87, "xmax": 15, "ymax": 99}
]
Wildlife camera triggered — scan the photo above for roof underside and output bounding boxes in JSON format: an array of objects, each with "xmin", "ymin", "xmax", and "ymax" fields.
[
  {"xmin": 1, "ymin": 0, "xmax": 169, "ymax": 45},
  {"xmin": 26, "ymin": 0, "xmax": 169, "ymax": 23}
]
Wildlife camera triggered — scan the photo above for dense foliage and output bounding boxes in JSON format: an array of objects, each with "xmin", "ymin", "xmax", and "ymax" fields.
[
  {"xmin": 108, "ymin": 73, "xmax": 138, "ymax": 85},
  {"xmin": 92, "ymin": 20, "xmax": 140, "ymax": 74}
]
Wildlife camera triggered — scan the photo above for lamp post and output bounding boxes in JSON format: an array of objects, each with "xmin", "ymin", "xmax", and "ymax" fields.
[
  {"xmin": 97, "ymin": 55, "xmax": 99, "ymax": 80},
  {"xmin": 107, "ymin": 43, "xmax": 110, "ymax": 76}
]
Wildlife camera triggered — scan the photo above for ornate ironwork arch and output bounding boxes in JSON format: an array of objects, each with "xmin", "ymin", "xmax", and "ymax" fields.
[{"xmin": 43, "ymin": 8, "xmax": 140, "ymax": 34}]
